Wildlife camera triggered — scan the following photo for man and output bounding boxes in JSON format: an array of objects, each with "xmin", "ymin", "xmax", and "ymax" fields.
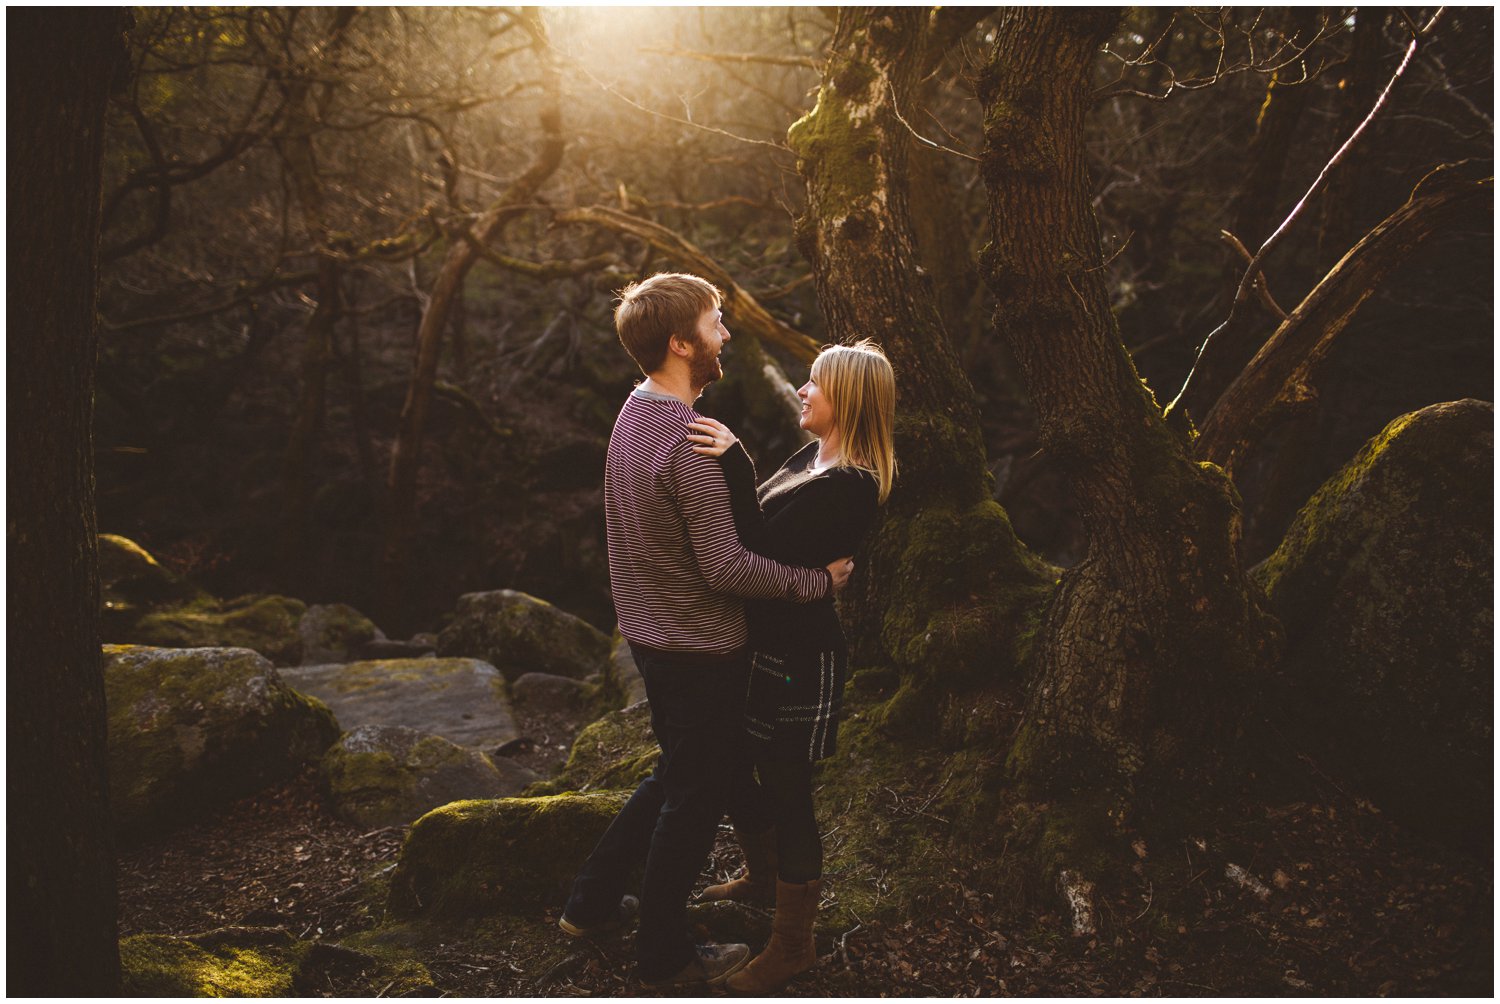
[{"xmin": 558, "ymin": 273, "xmax": 852, "ymax": 988}]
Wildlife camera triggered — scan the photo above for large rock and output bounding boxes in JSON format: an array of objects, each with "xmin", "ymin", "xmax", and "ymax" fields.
[
  {"xmin": 105, "ymin": 645, "xmax": 340, "ymax": 837},
  {"xmin": 98, "ymin": 534, "xmax": 204, "ymax": 638},
  {"xmin": 129, "ymin": 593, "xmax": 308, "ymax": 666},
  {"xmin": 1254, "ymin": 399, "xmax": 1492, "ymax": 847},
  {"xmin": 387, "ymin": 792, "xmax": 629, "ymax": 919},
  {"xmin": 437, "ymin": 590, "xmax": 611, "ymax": 683},
  {"xmin": 280, "ymin": 658, "xmax": 518, "ymax": 750},
  {"xmin": 510, "ymin": 672, "xmax": 595, "ymax": 712},
  {"xmin": 299, "ymin": 603, "xmax": 385, "ymax": 665},
  {"xmin": 321, "ymin": 725, "xmax": 537, "ymax": 829}
]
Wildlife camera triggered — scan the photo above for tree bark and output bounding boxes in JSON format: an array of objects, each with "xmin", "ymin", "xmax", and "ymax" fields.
[
  {"xmin": 1196, "ymin": 160, "xmax": 1494, "ymax": 477},
  {"xmin": 377, "ymin": 10, "xmax": 562, "ymax": 627},
  {"xmin": 793, "ymin": 8, "xmax": 1054, "ymax": 729},
  {"xmin": 7, "ymin": 8, "xmax": 128, "ymax": 994},
  {"xmin": 978, "ymin": 9, "xmax": 1277, "ymax": 793}
]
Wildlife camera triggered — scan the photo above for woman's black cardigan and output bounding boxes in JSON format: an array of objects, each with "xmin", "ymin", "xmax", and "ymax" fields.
[{"xmin": 718, "ymin": 440, "xmax": 878, "ymax": 656}]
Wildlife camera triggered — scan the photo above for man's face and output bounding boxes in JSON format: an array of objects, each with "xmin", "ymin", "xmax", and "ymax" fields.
[{"xmin": 687, "ymin": 306, "xmax": 730, "ymax": 389}]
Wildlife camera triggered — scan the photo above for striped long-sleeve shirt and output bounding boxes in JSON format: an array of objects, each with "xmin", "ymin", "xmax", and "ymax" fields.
[{"xmin": 606, "ymin": 388, "xmax": 829, "ymax": 652}]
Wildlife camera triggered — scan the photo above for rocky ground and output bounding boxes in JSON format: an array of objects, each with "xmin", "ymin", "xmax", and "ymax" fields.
[{"xmin": 118, "ymin": 762, "xmax": 1491, "ymax": 997}]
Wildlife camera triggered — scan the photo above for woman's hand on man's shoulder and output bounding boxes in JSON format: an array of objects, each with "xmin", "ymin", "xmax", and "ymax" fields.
[{"xmin": 687, "ymin": 417, "xmax": 738, "ymax": 457}]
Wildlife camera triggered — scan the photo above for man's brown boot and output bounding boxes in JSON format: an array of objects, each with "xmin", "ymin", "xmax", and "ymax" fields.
[
  {"xmin": 701, "ymin": 827, "xmax": 777, "ymax": 906},
  {"xmin": 725, "ymin": 878, "xmax": 821, "ymax": 994}
]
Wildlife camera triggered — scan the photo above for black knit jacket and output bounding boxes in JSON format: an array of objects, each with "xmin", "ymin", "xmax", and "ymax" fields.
[{"xmin": 719, "ymin": 440, "xmax": 879, "ymax": 655}]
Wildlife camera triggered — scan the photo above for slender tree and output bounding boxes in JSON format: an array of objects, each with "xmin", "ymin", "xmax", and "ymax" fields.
[{"xmin": 8, "ymin": 7, "xmax": 130, "ymax": 994}]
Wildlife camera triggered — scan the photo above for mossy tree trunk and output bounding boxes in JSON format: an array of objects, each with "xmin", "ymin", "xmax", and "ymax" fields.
[
  {"xmin": 791, "ymin": 7, "xmax": 1054, "ymax": 735},
  {"xmin": 977, "ymin": 9, "xmax": 1277, "ymax": 796},
  {"xmin": 8, "ymin": 8, "xmax": 129, "ymax": 993}
]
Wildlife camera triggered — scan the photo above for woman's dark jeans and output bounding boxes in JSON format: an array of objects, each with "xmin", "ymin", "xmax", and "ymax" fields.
[{"xmin": 563, "ymin": 645, "xmax": 746, "ymax": 982}]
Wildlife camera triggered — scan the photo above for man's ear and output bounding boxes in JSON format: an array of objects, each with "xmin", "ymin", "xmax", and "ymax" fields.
[{"xmin": 667, "ymin": 334, "xmax": 694, "ymax": 359}]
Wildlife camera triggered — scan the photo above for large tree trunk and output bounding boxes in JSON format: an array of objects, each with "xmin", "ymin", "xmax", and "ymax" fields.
[
  {"xmin": 978, "ymin": 9, "xmax": 1277, "ymax": 795},
  {"xmin": 7, "ymin": 8, "xmax": 128, "ymax": 994},
  {"xmin": 377, "ymin": 11, "xmax": 562, "ymax": 628},
  {"xmin": 792, "ymin": 7, "xmax": 1054, "ymax": 735}
]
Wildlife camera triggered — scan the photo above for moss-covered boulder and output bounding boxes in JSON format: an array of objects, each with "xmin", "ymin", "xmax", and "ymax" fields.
[
  {"xmin": 606, "ymin": 633, "xmax": 647, "ymax": 707},
  {"xmin": 388, "ymin": 792, "xmax": 629, "ymax": 919},
  {"xmin": 321, "ymin": 725, "xmax": 538, "ymax": 829},
  {"xmin": 129, "ymin": 594, "xmax": 308, "ymax": 666},
  {"xmin": 281, "ymin": 658, "xmax": 518, "ymax": 750},
  {"xmin": 105, "ymin": 645, "xmax": 340, "ymax": 838},
  {"xmin": 98, "ymin": 534, "xmax": 205, "ymax": 638},
  {"xmin": 298, "ymin": 603, "xmax": 385, "ymax": 665},
  {"xmin": 119, "ymin": 927, "xmax": 434, "ymax": 996},
  {"xmin": 437, "ymin": 589, "xmax": 611, "ymax": 683},
  {"xmin": 511, "ymin": 672, "xmax": 595, "ymax": 711},
  {"xmin": 1254, "ymin": 399, "xmax": 1492, "ymax": 847},
  {"xmin": 525, "ymin": 702, "xmax": 657, "ymax": 797}
]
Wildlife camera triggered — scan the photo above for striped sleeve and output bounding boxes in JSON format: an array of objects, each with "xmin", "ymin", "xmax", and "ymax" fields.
[{"xmin": 667, "ymin": 445, "xmax": 829, "ymax": 603}]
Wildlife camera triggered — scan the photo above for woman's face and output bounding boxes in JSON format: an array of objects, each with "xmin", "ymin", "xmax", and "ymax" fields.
[{"xmin": 797, "ymin": 373, "xmax": 836, "ymax": 439}]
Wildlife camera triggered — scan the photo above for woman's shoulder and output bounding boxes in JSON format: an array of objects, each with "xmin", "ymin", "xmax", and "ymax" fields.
[{"xmin": 823, "ymin": 463, "xmax": 878, "ymax": 496}]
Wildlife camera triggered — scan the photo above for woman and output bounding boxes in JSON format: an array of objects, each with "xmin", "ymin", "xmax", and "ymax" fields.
[{"xmin": 685, "ymin": 338, "xmax": 896, "ymax": 994}]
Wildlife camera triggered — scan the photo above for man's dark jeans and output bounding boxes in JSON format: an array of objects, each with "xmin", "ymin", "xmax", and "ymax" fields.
[{"xmin": 563, "ymin": 644, "xmax": 746, "ymax": 981}]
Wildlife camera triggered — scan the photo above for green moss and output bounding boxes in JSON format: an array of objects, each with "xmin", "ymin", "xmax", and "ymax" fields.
[
  {"xmin": 105, "ymin": 645, "xmax": 340, "ymax": 838},
  {"xmin": 121, "ymin": 930, "xmax": 435, "ymax": 997},
  {"xmin": 120, "ymin": 933, "xmax": 302, "ymax": 996},
  {"xmin": 99, "ymin": 534, "xmax": 206, "ymax": 638},
  {"xmin": 787, "ymin": 84, "xmax": 881, "ymax": 215},
  {"xmin": 881, "ymin": 502, "xmax": 1053, "ymax": 670},
  {"xmin": 131, "ymin": 593, "xmax": 307, "ymax": 665},
  {"xmin": 525, "ymin": 702, "xmax": 657, "ymax": 797},
  {"xmin": 321, "ymin": 725, "xmax": 516, "ymax": 829},
  {"xmin": 1251, "ymin": 400, "xmax": 1492, "ymax": 844},
  {"xmin": 388, "ymin": 792, "xmax": 629, "ymax": 920},
  {"xmin": 437, "ymin": 590, "xmax": 611, "ymax": 683}
]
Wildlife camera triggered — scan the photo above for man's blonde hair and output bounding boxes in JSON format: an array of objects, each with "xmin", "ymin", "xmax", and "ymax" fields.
[
  {"xmin": 812, "ymin": 339, "xmax": 897, "ymax": 503},
  {"xmin": 614, "ymin": 273, "xmax": 722, "ymax": 374}
]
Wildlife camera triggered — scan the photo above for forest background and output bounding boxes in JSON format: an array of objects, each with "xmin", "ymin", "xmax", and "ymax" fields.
[{"xmin": 9, "ymin": 5, "xmax": 1492, "ymax": 996}]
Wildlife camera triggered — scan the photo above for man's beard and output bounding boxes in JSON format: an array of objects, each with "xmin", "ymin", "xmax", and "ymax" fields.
[{"xmin": 688, "ymin": 336, "xmax": 722, "ymax": 389}]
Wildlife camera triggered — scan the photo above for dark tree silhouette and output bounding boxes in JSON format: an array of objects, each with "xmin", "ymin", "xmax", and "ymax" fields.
[{"xmin": 7, "ymin": 7, "xmax": 130, "ymax": 994}]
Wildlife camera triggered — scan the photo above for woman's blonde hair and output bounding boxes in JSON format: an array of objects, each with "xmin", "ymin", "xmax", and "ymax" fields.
[{"xmin": 812, "ymin": 339, "xmax": 897, "ymax": 503}]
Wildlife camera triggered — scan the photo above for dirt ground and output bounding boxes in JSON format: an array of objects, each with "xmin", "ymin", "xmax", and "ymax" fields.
[{"xmin": 118, "ymin": 759, "xmax": 1491, "ymax": 997}]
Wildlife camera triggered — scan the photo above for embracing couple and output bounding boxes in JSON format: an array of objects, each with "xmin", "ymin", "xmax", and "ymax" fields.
[{"xmin": 557, "ymin": 273, "xmax": 896, "ymax": 991}]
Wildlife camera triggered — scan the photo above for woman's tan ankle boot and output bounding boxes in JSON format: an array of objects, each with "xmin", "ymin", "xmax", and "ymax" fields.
[
  {"xmin": 726, "ymin": 878, "xmax": 821, "ymax": 993},
  {"xmin": 701, "ymin": 827, "xmax": 777, "ymax": 906}
]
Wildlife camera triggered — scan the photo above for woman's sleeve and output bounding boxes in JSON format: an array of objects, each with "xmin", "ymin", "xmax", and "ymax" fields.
[{"xmin": 717, "ymin": 442, "xmax": 770, "ymax": 551}]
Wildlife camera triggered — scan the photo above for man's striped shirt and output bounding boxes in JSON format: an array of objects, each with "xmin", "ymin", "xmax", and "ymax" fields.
[{"xmin": 606, "ymin": 388, "xmax": 828, "ymax": 652}]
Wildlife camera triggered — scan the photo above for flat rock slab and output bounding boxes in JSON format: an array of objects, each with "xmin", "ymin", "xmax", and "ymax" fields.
[{"xmin": 283, "ymin": 658, "xmax": 518, "ymax": 750}]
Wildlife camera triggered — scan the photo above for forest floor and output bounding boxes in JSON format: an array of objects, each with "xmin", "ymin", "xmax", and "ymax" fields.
[{"xmin": 118, "ymin": 764, "xmax": 1491, "ymax": 997}]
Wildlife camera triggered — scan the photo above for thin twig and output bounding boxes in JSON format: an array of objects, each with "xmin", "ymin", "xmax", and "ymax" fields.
[
  {"xmin": 563, "ymin": 50, "xmax": 788, "ymax": 152},
  {"xmin": 888, "ymin": 80, "xmax": 979, "ymax": 162},
  {"xmin": 1218, "ymin": 229, "xmax": 1287, "ymax": 319},
  {"xmin": 640, "ymin": 45, "xmax": 818, "ymax": 70}
]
